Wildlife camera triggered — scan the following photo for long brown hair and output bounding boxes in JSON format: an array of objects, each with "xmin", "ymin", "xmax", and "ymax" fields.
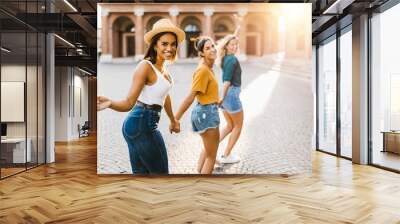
[
  {"xmin": 144, "ymin": 31, "xmax": 178, "ymax": 64},
  {"xmin": 216, "ymin": 34, "xmax": 238, "ymax": 68}
]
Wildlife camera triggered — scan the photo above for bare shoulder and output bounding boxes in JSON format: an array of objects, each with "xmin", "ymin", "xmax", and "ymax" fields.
[
  {"xmin": 135, "ymin": 60, "xmax": 152, "ymax": 73},
  {"xmin": 133, "ymin": 60, "xmax": 152, "ymax": 79}
]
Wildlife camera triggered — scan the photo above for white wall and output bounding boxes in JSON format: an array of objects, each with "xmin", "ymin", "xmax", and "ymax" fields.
[
  {"xmin": 55, "ymin": 66, "xmax": 69, "ymax": 141},
  {"xmin": 1, "ymin": 65, "xmax": 38, "ymax": 138},
  {"xmin": 46, "ymin": 33, "xmax": 55, "ymax": 163},
  {"xmin": 54, "ymin": 67, "xmax": 89, "ymax": 141},
  {"xmin": 72, "ymin": 72, "xmax": 89, "ymax": 138},
  {"xmin": 1, "ymin": 64, "xmax": 46, "ymax": 164}
]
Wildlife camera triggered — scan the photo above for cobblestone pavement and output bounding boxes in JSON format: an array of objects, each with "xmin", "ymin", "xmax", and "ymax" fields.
[{"xmin": 97, "ymin": 58, "xmax": 313, "ymax": 174}]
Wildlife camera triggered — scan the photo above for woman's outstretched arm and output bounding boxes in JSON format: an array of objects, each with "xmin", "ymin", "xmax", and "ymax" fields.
[
  {"xmin": 97, "ymin": 61, "xmax": 150, "ymax": 112},
  {"xmin": 164, "ymin": 94, "xmax": 175, "ymax": 122},
  {"xmin": 164, "ymin": 94, "xmax": 180, "ymax": 133},
  {"xmin": 233, "ymin": 24, "xmax": 240, "ymax": 37},
  {"xmin": 175, "ymin": 91, "xmax": 197, "ymax": 121}
]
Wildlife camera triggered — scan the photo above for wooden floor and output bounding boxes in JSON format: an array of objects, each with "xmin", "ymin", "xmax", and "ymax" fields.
[
  {"xmin": 1, "ymin": 163, "xmax": 45, "ymax": 178},
  {"xmin": 1, "ymin": 135, "xmax": 400, "ymax": 223},
  {"xmin": 373, "ymin": 151, "xmax": 400, "ymax": 171},
  {"xmin": 1, "ymin": 167, "xmax": 26, "ymax": 178}
]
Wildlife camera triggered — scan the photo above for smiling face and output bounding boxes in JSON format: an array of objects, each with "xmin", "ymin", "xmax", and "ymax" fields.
[
  {"xmin": 200, "ymin": 40, "xmax": 217, "ymax": 61},
  {"xmin": 154, "ymin": 33, "xmax": 177, "ymax": 61},
  {"xmin": 225, "ymin": 37, "xmax": 238, "ymax": 55}
]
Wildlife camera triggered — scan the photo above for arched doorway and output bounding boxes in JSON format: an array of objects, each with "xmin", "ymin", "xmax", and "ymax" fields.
[
  {"xmin": 112, "ymin": 16, "xmax": 135, "ymax": 58},
  {"xmin": 246, "ymin": 23, "xmax": 262, "ymax": 56},
  {"xmin": 213, "ymin": 16, "xmax": 235, "ymax": 41},
  {"xmin": 144, "ymin": 16, "xmax": 165, "ymax": 51},
  {"xmin": 180, "ymin": 16, "xmax": 201, "ymax": 58},
  {"xmin": 145, "ymin": 16, "xmax": 164, "ymax": 34}
]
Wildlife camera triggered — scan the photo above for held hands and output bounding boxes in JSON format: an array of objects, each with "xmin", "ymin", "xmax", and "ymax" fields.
[
  {"xmin": 97, "ymin": 96, "xmax": 112, "ymax": 111},
  {"xmin": 218, "ymin": 98, "xmax": 224, "ymax": 107},
  {"xmin": 169, "ymin": 118, "xmax": 180, "ymax": 134}
]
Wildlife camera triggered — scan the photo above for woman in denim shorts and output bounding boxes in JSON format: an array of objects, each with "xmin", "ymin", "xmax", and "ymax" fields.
[
  {"xmin": 175, "ymin": 36, "xmax": 220, "ymax": 174},
  {"xmin": 215, "ymin": 29, "xmax": 243, "ymax": 164},
  {"xmin": 97, "ymin": 19, "xmax": 184, "ymax": 174}
]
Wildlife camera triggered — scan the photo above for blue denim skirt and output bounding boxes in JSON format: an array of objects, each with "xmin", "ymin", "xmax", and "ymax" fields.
[
  {"xmin": 191, "ymin": 103, "xmax": 220, "ymax": 134},
  {"xmin": 221, "ymin": 86, "xmax": 242, "ymax": 113}
]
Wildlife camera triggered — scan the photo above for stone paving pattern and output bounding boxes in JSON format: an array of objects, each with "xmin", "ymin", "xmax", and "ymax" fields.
[{"xmin": 97, "ymin": 58, "xmax": 313, "ymax": 174}]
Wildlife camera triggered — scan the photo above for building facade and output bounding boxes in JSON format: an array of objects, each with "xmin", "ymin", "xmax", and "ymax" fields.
[{"xmin": 99, "ymin": 3, "xmax": 311, "ymax": 60}]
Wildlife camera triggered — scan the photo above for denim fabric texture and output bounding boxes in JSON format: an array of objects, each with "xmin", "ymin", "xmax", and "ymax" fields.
[
  {"xmin": 191, "ymin": 103, "xmax": 220, "ymax": 134},
  {"xmin": 221, "ymin": 86, "xmax": 242, "ymax": 114},
  {"xmin": 122, "ymin": 105, "xmax": 169, "ymax": 174}
]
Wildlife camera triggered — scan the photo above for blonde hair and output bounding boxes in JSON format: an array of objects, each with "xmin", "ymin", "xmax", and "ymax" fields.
[{"xmin": 216, "ymin": 34, "xmax": 238, "ymax": 68}]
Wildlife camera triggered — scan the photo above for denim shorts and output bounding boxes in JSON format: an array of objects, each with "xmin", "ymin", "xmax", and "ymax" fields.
[
  {"xmin": 122, "ymin": 105, "xmax": 169, "ymax": 174},
  {"xmin": 221, "ymin": 86, "xmax": 242, "ymax": 113},
  {"xmin": 191, "ymin": 103, "xmax": 220, "ymax": 134}
]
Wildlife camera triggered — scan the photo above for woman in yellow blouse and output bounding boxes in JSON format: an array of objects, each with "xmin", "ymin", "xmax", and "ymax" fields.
[{"xmin": 175, "ymin": 36, "xmax": 220, "ymax": 174}]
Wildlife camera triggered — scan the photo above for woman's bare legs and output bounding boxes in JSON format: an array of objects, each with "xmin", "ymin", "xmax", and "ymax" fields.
[
  {"xmin": 219, "ymin": 111, "xmax": 233, "ymax": 142},
  {"xmin": 197, "ymin": 149, "xmax": 206, "ymax": 173},
  {"xmin": 223, "ymin": 110, "xmax": 243, "ymax": 157},
  {"xmin": 198, "ymin": 112, "xmax": 231, "ymax": 168},
  {"xmin": 197, "ymin": 128, "xmax": 219, "ymax": 174}
]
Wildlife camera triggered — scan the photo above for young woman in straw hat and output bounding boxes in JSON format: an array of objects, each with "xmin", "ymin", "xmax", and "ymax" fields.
[
  {"xmin": 215, "ymin": 26, "xmax": 243, "ymax": 164},
  {"xmin": 97, "ymin": 19, "xmax": 185, "ymax": 174},
  {"xmin": 175, "ymin": 36, "xmax": 220, "ymax": 174}
]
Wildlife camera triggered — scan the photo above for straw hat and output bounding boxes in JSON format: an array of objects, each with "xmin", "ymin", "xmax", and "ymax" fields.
[{"xmin": 144, "ymin": 18, "xmax": 185, "ymax": 45}]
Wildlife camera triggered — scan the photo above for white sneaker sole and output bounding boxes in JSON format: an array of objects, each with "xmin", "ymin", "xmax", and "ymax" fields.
[{"xmin": 219, "ymin": 159, "xmax": 240, "ymax": 164}]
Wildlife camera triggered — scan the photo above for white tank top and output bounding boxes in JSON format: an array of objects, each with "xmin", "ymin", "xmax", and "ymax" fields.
[{"xmin": 137, "ymin": 60, "xmax": 173, "ymax": 106}]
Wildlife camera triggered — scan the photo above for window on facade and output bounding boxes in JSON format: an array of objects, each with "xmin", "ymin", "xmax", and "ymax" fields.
[
  {"xmin": 340, "ymin": 28, "xmax": 352, "ymax": 158},
  {"xmin": 317, "ymin": 36, "xmax": 337, "ymax": 155},
  {"xmin": 371, "ymin": 3, "xmax": 400, "ymax": 171}
]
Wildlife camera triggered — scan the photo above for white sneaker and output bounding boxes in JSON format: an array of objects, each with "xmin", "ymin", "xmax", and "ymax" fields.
[
  {"xmin": 218, "ymin": 154, "xmax": 240, "ymax": 164},
  {"xmin": 216, "ymin": 154, "xmax": 225, "ymax": 164}
]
